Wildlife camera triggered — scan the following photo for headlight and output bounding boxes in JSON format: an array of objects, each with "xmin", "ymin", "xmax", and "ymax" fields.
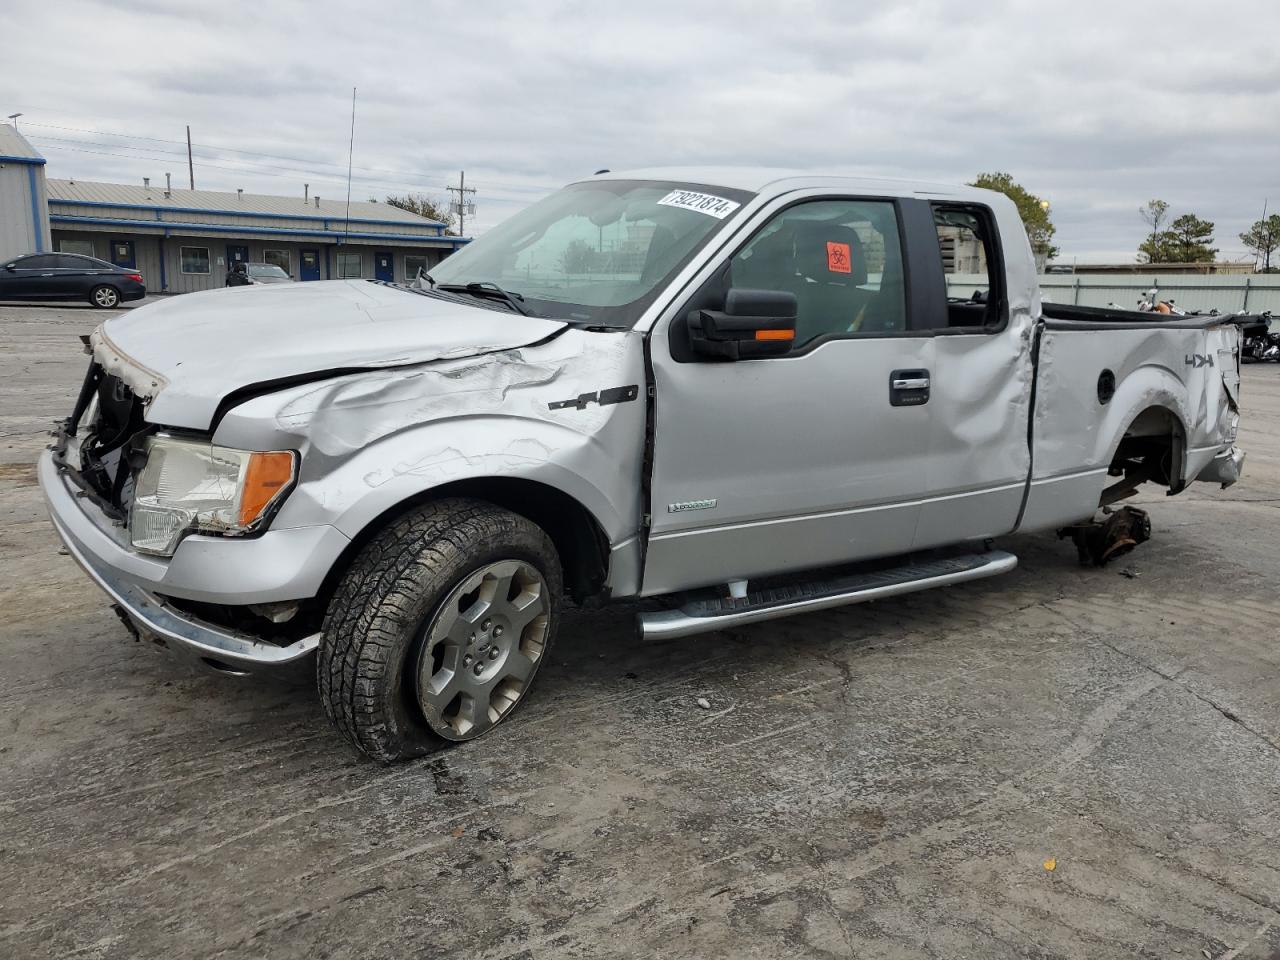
[{"xmin": 130, "ymin": 436, "xmax": 297, "ymax": 556}]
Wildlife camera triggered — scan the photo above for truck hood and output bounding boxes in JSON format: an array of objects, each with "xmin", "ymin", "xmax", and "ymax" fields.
[{"xmin": 91, "ymin": 280, "xmax": 568, "ymax": 429}]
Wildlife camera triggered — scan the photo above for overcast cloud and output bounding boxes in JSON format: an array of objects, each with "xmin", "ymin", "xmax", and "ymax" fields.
[{"xmin": 5, "ymin": 0, "xmax": 1279, "ymax": 261}]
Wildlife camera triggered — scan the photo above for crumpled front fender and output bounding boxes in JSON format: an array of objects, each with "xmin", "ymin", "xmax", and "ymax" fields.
[{"xmin": 211, "ymin": 329, "xmax": 649, "ymax": 549}]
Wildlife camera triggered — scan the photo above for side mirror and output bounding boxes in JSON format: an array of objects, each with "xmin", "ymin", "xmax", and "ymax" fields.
[
  {"xmin": 4, "ymin": 264, "xmax": 14, "ymax": 272},
  {"xmin": 688, "ymin": 288, "xmax": 797, "ymax": 360}
]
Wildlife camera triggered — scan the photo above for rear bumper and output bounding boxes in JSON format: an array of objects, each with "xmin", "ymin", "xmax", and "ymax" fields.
[
  {"xmin": 39, "ymin": 448, "xmax": 346, "ymax": 675},
  {"xmin": 1196, "ymin": 445, "xmax": 1246, "ymax": 488}
]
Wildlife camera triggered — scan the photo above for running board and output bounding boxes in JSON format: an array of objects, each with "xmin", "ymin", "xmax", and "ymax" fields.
[{"xmin": 638, "ymin": 550, "xmax": 1018, "ymax": 640}]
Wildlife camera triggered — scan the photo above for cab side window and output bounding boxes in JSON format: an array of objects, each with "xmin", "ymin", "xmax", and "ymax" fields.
[
  {"xmin": 728, "ymin": 199, "xmax": 907, "ymax": 347},
  {"xmin": 933, "ymin": 204, "xmax": 1003, "ymax": 329}
]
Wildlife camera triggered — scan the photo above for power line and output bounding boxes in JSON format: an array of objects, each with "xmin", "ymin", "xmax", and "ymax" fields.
[
  {"xmin": 27, "ymin": 137, "xmax": 543, "ymax": 206},
  {"xmin": 21, "ymin": 119, "xmax": 554, "ymax": 194}
]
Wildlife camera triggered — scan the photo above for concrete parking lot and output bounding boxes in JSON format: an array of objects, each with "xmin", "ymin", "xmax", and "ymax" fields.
[{"xmin": 2, "ymin": 301, "xmax": 1279, "ymax": 960}]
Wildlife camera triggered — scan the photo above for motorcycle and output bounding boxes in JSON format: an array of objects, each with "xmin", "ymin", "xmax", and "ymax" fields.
[
  {"xmin": 1136, "ymin": 287, "xmax": 1187, "ymax": 315},
  {"xmin": 1241, "ymin": 314, "xmax": 1279, "ymax": 362}
]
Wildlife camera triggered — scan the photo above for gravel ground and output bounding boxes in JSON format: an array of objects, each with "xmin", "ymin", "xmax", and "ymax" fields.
[{"xmin": 2, "ymin": 301, "xmax": 1280, "ymax": 960}]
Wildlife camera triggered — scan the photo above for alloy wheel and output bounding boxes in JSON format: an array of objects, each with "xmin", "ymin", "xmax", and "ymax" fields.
[{"xmin": 416, "ymin": 559, "xmax": 550, "ymax": 740}]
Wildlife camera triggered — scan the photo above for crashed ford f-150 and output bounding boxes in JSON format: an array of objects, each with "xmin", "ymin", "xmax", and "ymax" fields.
[{"xmin": 39, "ymin": 168, "xmax": 1248, "ymax": 761}]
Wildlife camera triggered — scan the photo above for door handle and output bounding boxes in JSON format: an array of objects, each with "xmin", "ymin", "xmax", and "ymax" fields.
[
  {"xmin": 891, "ymin": 377, "xmax": 930, "ymax": 391},
  {"xmin": 889, "ymin": 368, "xmax": 931, "ymax": 407}
]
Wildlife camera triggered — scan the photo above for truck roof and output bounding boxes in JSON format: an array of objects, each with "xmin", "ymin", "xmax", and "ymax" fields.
[{"xmin": 588, "ymin": 166, "xmax": 1001, "ymax": 203}]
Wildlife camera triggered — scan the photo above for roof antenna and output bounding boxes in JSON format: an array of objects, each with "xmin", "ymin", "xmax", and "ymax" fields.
[{"xmin": 344, "ymin": 86, "xmax": 356, "ymax": 243}]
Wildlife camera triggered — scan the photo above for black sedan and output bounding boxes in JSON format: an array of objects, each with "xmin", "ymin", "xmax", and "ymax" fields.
[
  {"xmin": 225, "ymin": 262, "xmax": 293, "ymax": 286},
  {"xmin": 0, "ymin": 253, "xmax": 147, "ymax": 309}
]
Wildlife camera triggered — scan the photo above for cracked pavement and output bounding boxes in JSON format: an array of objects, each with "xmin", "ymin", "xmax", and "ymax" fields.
[{"xmin": 2, "ymin": 302, "xmax": 1280, "ymax": 959}]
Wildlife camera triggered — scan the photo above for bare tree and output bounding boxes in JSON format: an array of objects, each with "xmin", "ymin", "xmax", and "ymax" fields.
[{"xmin": 1138, "ymin": 200, "xmax": 1171, "ymax": 263}]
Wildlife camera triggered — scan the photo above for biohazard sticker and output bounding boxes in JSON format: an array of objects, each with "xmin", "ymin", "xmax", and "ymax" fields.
[
  {"xmin": 826, "ymin": 241, "xmax": 852, "ymax": 274},
  {"xmin": 657, "ymin": 190, "xmax": 740, "ymax": 219}
]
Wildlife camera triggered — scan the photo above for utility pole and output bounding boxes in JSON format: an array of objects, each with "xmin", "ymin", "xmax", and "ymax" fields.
[
  {"xmin": 447, "ymin": 170, "xmax": 476, "ymax": 237},
  {"xmin": 186, "ymin": 125, "xmax": 194, "ymax": 190}
]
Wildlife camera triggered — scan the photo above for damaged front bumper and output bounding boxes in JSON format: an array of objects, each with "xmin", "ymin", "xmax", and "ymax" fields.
[
  {"xmin": 1196, "ymin": 445, "xmax": 1246, "ymax": 488},
  {"xmin": 39, "ymin": 449, "xmax": 342, "ymax": 675}
]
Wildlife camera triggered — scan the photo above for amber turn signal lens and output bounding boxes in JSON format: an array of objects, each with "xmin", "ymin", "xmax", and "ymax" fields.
[
  {"xmin": 754, "ymin": 329, "xmax": 795, "ymax": 341},
  {"xmin": 239, "ymin": 451, "xmax": 296, "ymax": 526}
]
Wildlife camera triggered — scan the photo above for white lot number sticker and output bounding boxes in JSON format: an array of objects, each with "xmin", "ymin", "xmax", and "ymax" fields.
[{"xmin": 657, "ymin": 190, "xmax": 740, "ymax": 219}]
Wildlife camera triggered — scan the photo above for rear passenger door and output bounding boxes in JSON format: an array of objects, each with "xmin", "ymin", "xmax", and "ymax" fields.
[{"xmin": 906, "ymin": 202, "xmax": 1032, "ymax": 549}]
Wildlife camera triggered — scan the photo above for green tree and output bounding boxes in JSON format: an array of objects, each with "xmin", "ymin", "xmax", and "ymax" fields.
[
  {"xmin": 970, "ymin": 172, "xmax": 1059, "ymax": 260},
  {"xmin": 1240, "ymin": 214, "xmax": 1280, "ymax": 271},
  {"xmin": 559, "ymin": 238, "xmax": 598, "ymax": 274},
  {"xmin": 385, "ymin": 193, "xmax": 458, "ymax": 234},
  {"xmin": 1166, "ymin": 213, "xmax": 1217, "ymax": 262}
]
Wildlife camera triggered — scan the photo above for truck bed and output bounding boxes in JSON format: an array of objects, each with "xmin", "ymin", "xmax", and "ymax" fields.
[
  {"xmin": 1016, "ymin": 302, "xmax": 1243, "ymax": 534},
  {"xmin": 1042, "ymin": 302, "xmax": 1263, "ymax": 330}
]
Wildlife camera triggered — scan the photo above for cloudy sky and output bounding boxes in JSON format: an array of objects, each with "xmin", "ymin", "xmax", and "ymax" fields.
[{"xmin": 6, "ymin": 0, "xmax": 1278, "ymax": 261}]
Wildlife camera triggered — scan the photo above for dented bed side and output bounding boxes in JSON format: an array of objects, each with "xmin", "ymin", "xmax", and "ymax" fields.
[{"xmin": 1018, "ymin": 314, "xmax": 1242, "ymax": 532}]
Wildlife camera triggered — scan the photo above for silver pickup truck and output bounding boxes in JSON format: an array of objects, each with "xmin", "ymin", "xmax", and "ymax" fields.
[{"xmin": 39, "ymin": 169, "xmax": 1246, "ymax": 760}]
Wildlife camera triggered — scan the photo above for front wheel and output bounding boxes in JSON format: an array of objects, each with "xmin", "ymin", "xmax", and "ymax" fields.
[
  {"xmin": 318, "ymin": 499, "xmax": 561, "ymax": 761},
  {"xmin": 89, "ymin": 285, "xmax": 121, "ymax": 308}
]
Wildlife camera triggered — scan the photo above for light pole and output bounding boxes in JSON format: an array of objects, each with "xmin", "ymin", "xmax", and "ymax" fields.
[
  {"xmin": 1036, "ymin": 199, "xmax": 1052, "ymax": 272},
  {"xmin": 6, "ymin": 113, "xmax": 22, "ymax": 129}
]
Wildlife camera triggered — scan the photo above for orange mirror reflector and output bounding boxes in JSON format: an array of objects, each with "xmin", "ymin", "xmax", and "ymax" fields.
[{"xmin": 755, "ymin": 329, "xmax": 795, "ymax": 341}]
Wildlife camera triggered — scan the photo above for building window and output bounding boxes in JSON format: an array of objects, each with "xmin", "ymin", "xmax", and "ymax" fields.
[
  {"xmin": 58, "ymin": 239, "xmax": 96, "ymax": 258},
  {"xmin": 404, "ymin": 255, "xmax": 428, "ymax": 281},
  {"xmin": 337, "ymin": 252, "xmax": 362, "ymax": 279},
  {"xmin": 181, "ymin": 247, "xmax": 211, "ymax": 274},
  {"xmin": 263, "ymin": 249, "xmax": 290, "ymax": 273}
]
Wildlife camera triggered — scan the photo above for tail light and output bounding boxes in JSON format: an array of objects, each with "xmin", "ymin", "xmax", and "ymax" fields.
[{"xmin": 124, "ymin": 273, "xmax": 143, "ymax": 283}]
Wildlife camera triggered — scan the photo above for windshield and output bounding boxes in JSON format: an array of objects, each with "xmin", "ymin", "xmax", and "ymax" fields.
[
  {"xmin": 247, "ymin": 264, "xmax": 289, "ymax": 279},
  {"xmin": 427, "ymin": 179, "xmax": 755, "ymax": 327}
]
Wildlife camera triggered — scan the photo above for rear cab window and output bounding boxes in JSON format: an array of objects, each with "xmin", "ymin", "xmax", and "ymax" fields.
[{"xmin": 931, "ymin": 203, "xmax": 1006, "ymax": 331}]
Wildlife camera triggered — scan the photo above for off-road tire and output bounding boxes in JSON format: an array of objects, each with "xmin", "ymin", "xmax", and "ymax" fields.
[{"xmin": 318, "ymin": 498, "xmax": 561, "ymax": 762}]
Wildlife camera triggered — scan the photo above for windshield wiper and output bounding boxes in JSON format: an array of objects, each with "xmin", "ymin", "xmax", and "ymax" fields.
[{"xmin": 437, "ymin": 281, "xmax": 537, "ymax": 317}]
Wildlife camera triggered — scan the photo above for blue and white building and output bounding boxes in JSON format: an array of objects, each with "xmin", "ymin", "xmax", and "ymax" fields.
[{"xmin": 0, "ymin": 124, "xmax": 468, "ymax": 292}]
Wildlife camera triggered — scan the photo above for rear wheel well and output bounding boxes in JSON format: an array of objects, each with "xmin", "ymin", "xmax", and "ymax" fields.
[
  {"xmin": 319, "ymin": 479, "xmax": 611, "ymax": 607},
  {"xmin": 1104, "ymin": 406, "xmax": 1186, "ymax": 504}
]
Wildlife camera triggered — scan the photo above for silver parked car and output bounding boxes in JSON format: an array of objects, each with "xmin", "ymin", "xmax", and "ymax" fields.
[{"xmin": 40, "ymin": 169, "xmax": 1246, "ymax": 760}]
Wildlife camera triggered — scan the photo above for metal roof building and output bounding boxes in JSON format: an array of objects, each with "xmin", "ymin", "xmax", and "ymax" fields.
[
  {"xmin": 0, "ymin": 124, "xmax": 51, "ymax": 260},
  {"xmin": 0, "ymin": 124, "xmax": 469, "ymax": 292}
]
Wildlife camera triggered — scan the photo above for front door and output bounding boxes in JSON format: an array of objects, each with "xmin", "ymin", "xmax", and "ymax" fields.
[
  {"xmin": 642, "ymin": 195, "xmax": 937, "ymax": 596},
  {"xmin": 109, "ymin": 239, "xmax": 136, "ymax": 269},
  {"xmin": 0, "ymin": 254, "xmax": 57, "ymax": 299},
  {"xmin": 226, "ymin": 245, "xmax": 249, "ymax": 270},
  {"xmin": 299, "ymin": 249, "xmax": 321, "ymax": 281},
  {"xmin": 374, "ymin": 251, "xmax": 394, "ymax": 282}
]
